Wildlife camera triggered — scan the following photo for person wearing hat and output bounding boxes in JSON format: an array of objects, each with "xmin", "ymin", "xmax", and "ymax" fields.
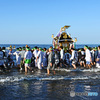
[
  {"xmin": 19, "ymin": 47, "xmax": 26, "ymax": 70},
  {"xmin": 84, "ymin": 45, "xmax": 92, "ymax": 69},
  {"xmin": 19, "ymin": 47, "xmax": 22, "ymax": 51},
  {"xmin": 25, "ymin": 45, "xmax": 29, "ymax": 48},
  {"xmin": 33, "ymin": 47, "xmax": 38, "ymax": 67},
  {"xmin": 23, "ymin": 47, "xmax": 32, "ymax": 73},
  {"xmin": 70, "ymin": 48, "xmax": 78, "ymax": 69},
  {"xmin": 36, "ymin": 48, "xmax": 43, "ymax": 69},
  {"xmin": 8, "ymin": 48, "xmax": 14, "ymax": 67},
  {"xmin": 13, "ymin": 48, "xmax": 21, "ymax": 68},
  {"xmin": 31, "ymin": 48, "xmax": 34, "ymax": 53},
  {"xmin": 47, "ymin": 48, "xmax": 55, "ymax": 75}
]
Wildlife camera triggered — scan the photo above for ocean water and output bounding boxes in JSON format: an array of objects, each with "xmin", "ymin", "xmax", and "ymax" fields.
[
  {"xmin": 0, "ymin": 44, "xmax": 100, "ymax": 100},
  {"xmin": 0, "ymin": 44, "xmax": 99, "ymax": 49}
]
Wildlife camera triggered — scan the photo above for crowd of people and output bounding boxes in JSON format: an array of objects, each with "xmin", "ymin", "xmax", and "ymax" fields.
[{"xmin": 0, "ymin": 45, "xmax": 100, "ymax": 75}]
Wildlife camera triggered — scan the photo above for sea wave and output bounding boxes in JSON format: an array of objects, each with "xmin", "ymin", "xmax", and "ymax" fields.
[
  {"xmin": 0, "ymin": 74, "xmax": 100, "ymax": 83},
  {"xmin": 54, "ymin": 68, "xmax": 100, "ymax": 72}
]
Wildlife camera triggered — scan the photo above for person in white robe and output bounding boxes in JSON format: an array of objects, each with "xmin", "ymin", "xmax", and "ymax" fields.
[
  {"xmin": 13, "ymin": 48, "xmax": 21, "ymax": 67},
  {"xmin": 33, "ymin": 48, "xmax": 38, "ymax": 67},
  {"xmin": 36, "ymin": 48, "xmax": 43, "ymax": 69}
]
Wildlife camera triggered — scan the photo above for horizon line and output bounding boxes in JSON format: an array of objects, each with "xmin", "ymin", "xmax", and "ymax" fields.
[{"xmin": 0, "ymin": 43, "xmax": 99, "ymax": 45}]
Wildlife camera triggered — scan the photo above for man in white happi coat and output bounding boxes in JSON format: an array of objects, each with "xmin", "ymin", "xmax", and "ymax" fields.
[
  {"xmin": 33, "ymin": 47, "xmax": 38, "ymax": 67},
  {"xmin": 84, "ymin": 45, "xmax": 92, "ymax": 69},
  {"xmin": 36, "ymin": 48, "xmax": 43, "ymax": 69},
  {"xmin": 70, "ymin": 48, "xmax": 78, "ymax": 69},
  {"xmin": 13, "ymin": 48, "xmax": 21, "ymax": 68}
]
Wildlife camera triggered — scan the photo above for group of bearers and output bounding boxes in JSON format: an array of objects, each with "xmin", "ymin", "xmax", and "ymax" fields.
[{"xmin": 0, "ymin": 45, "xmax": 100, "ymax": 75}]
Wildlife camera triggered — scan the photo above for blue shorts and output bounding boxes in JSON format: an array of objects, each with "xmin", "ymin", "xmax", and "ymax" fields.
[{"xmin": 86, "ymin": 61, "xmax": 90, "ymax": 65}]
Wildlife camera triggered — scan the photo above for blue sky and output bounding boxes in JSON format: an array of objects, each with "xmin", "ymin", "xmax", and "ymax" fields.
[{"xmin": 0, "ymin": 0, "xmax": 100, "ymax": 44}]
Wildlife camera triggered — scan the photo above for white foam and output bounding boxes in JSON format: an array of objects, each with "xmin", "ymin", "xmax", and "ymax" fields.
[
  {"xmin": 54, "ymin": 68, "xmax": 100, "ymax": 72},
  {"xmin": 0, "ymin": 74, "xmax": 100, "ymax": 83},
  {"xmin": 0, "ymin": 76, "xmax": 25, "ymax": 83}
]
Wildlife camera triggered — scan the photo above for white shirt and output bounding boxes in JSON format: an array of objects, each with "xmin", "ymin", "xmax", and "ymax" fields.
[
  {"xmin": 13, "ymin": 51, "xmax": 21, "ymax": 60},
  {"xmin": 70, "ymin": 50, "xmax": 75, "ymax": 60},
  {"xmin": 70, "ymin": 50, "xmax": 78, "ymax": 60},
  {"xmin": 24, "ymin": 51, "xmax": 32, "ymax": 59},
  {"xmin": 37, "ymin": 51, "xmax": 43, "ymax": 63},
  {"xmin": 60, "ymin": 49, "xmax": 64, "ymax": 60},
  {"xmin": 85, "ymin": 49, "xmax": 91, "ymax": 61},
  {"xmin": 33, "ymin": 50, "xmax": 38, "ymax": 58},
  {"xmin": 19, "ymin": 50, "xmax": 26, "ymax": 59}
]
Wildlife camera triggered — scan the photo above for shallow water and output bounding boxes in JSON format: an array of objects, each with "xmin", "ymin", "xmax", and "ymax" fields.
[
  {"xmin": 0, "ymin": 44, "xmax": 100, "ymax": 100},
  {"xmin": 0, "ymin": 67, "xmax": 100, "ymax": 100}
]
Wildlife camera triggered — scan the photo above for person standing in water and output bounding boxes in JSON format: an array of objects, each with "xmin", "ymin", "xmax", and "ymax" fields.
[
  {"xmin": 96, "ymin": 46, "xmax": 100, "ymax": 68},
  {"xmin": 43, "ymin": 48, "xmax": 48, "ymax": 68},
  {"xmin": 59, "ymin": 46, "xmax": 65, "ymax": 67},
  {"xmin": 54, "ymin": 49, "xmax": 60, "ymax": 68},
  {"xmin": 19, "ymin": 47, "xmax": 26, "ymax": 71},
  {"xmin": 47, "ymin": 48, "xmax": 55, "ymax": 75},
  {"xmin": 0, "ymin": 47, "xmax": 5, "ymax": 70},
  {"xmin": 65, "ymin": 50, "xmax": 71, "ymax": 67},
  {"xmin": 23, "ymin": 47, "xmax": 32, "ymax": 73},
  {"xmin": 79, "ymin": 49, "xmax": 86, "ymax": 67},
  {"xmin": 8, "ymin": 48, "xmax": 14, "ymax": 67},
  {"xmin": 33, "ymin": 47, "xmax": 38, "ymax": 67},
  {"xmin": 36, "ymin": 48, "xmax": 43, "ymax": 69},
  {"xmin": 84, "ymin": 45, "xmax": 92, "ymax": 69},
  {"xmin": 70, "ymin": 48, "xmax": 77, "ymax": 69},
  {"xmin": 13, "ymin": 48, "xmax": 21, "ymax": 68}
]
